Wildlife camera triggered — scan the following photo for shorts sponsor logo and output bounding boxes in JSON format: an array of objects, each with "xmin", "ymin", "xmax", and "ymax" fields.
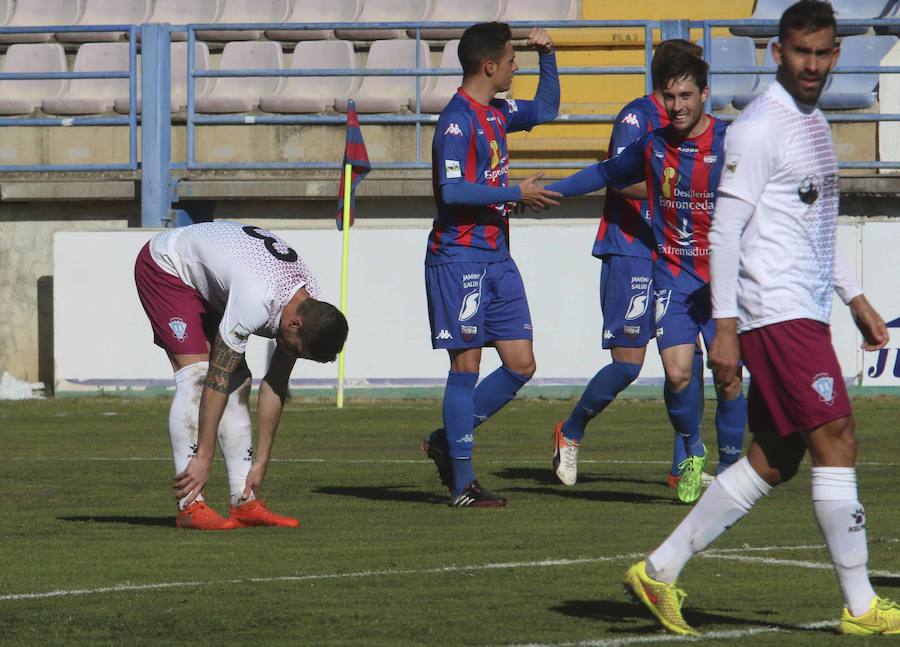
[
  {"xmin": 459, "ymin": 270, "xmax": 485, "ymax": 321},
  {"xmin": 625, "ymin": 279, "xmax": 652, "ymax": 320},
  {"xmin": 169, "ymin": 317, "xmax": 188, "ymax": 342},
  {"xmin": 624, "ymin": 324, "xmax": 640, "ymax": 339},
  {"xmin": 724, "ymin": 153, "xmax": 740, "ymax": 177},
  {"xmin": 443, "ymin": 122, "xmax": 463, "ymax": 136},
  {"xmin": 654, "ymin": 290, "xmax": 671, "ymax": 323},
  {"xmin": 445, "ymin": 159, "xmax": 462, "ymax": 179},
  {"xmin": 461, "ymin": 325, "xmax": 477, "ymax": 342},
  {"xmin": 621, "ymin": 112, "xmax": 641, "ymax": 127},
  {"xmin": 435, "ymin": 329, "xmax": 453, "ymax": 341},
  {"xmin": 811, "ymin": 372, "xmax": 835, "ymax": 405}
]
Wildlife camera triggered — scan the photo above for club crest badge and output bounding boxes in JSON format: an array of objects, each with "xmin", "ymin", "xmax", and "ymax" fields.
[
  {"xmin": 169, "ymin": 317, "xmax": 188, "ymax": 342},
  {"xmin": 811, "ymin": 372, "xmax": 835, "ymax": 405}
]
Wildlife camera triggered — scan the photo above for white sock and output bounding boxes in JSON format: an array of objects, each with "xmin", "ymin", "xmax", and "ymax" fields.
[
  {"xmin": 648, "ymin": 457, "xmax": 771, "ymax": 583},
  {"xmin": 217, "ymin": 372, "xmax": 255, "ymax": 507},
  {"xmin": 812, "ymin": 467, "xmax": 876, "ymax": 617},
  {"xmin": 170, "ymin": 362, "xmax": 208, "ymax": 510}
]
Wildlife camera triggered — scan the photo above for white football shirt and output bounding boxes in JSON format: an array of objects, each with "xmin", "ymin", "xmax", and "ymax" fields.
[
  {"xmin": 711, "ymin": 81, "xmax": 858, "ymax": 333},
  {"xmin": 149, "ymin": 222, "xmax": 320, "ymax": 352}
]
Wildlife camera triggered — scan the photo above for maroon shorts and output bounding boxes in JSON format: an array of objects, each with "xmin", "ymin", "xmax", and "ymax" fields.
[
  {"xmin": 740, "ymin": 318, "xmax": 851, "ymax": 437},
  {"xmin": 134, "ymin": 242, "xmax": 218, "ymax": 355}
]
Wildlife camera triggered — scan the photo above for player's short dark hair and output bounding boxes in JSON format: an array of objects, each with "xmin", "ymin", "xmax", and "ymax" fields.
[
  {"xmin": 297, "ymin": 299, "xmax": 348, "ymax": 363},
  {"xmin": 651, "ymin": 39, "xmax": 704, "ymax": 90},
  {"xmin": 779, "ymin": 0, "xmax": 836, "ymax": 43},
  {"xmin": 458, "ymin": 21, "xmax": 513, "ymax": 77},
  {"xmin": 656, "ymin": 51, "xmax": 709, "ymax": 92}
]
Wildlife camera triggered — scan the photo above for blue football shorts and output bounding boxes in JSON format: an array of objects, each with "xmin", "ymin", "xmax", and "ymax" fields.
[
  {"xmin": 425, "ymin": 257, "xmax": 533, "ymax": 350},
  {"xmin": 599, "ymin": 254, "xmax": 655, "ymax": 349},
  {"xmin": 653, "ymin": 284, "xmax": 716, "ymax": 351}
]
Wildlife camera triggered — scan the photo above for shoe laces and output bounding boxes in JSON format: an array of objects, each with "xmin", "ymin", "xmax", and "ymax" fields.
[
  {"xmin": 561, "ymin": 438, "xmax": 579, "ymax": 468},
  {"xmin": 677, "ymin": 455, "xmax": 702, "ymax": 476},
  {"xmin": 876, "ymin": 597, "xmax": 899, "ymax": 611}
]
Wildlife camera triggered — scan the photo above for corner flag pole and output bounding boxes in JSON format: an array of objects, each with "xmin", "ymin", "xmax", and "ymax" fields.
[{"xmin": 337, "ymin": 163, "xmax": 352, "ymax": 409}]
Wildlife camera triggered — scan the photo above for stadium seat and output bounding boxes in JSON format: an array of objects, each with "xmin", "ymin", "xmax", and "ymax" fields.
[
  {"xmin": 194, "ymin": 41, "xmax": 284, "ymax": 113},
  {"xmin": 499, "ymin": 0, "xmax": 578, "ymax": 39},
  {"xmin": 0, "ymin": 0, "xmax": 83, "ymax": 44},
  {"xmin": 259, "ymin": 41, "xmax": 357, "ymax": 113},
  {"xmin": 730, "ymin": 0, "xmax": 791, "ymax": 37},
  {"xmin": 831, "ymin": 0, "xmax": 894, "ymax": 36},
  {"xmin": 732, "ymin": 37, "xmax": 777, "ymax": 109},
  {"xmin": 415, "ymin": 39, "xmax": 461, "ymax": 113},
  {"xmin": 56, "ymin": 0, "xmax": 152, "ymax": 43},
  {"xmin": 818, "ymin": 34, "xmax": 898, "ymax": 109},
  {"xmin": 335, "ymin": 39, "xmax": 431, "ymax": 113},
  {"xmin": 709, "ymin": 36, "xmax": 758, "ymax": 111},
  {"xmin": 42, "ymin": 42, "xmax": 130, "ymax": 115},
  {"xmin": 0, "ymin": 1, "xmax": 12, "ymax": 25},
  {"xmin": 113, "ymin": 42, "xmax": 212, "ymax": 114},
  {"xmin": 266, "ymin": 0, "xmax": 361, "ymax": 42},
  {"xmin": 335, "ymin": 0, "xmax": 434, "ymax": 40},
  {"xmin": 195, "ymin": 0, "xmax": 292, "ymax": 41},
  {"xmin": 147, "ymin": 0, "xmax": 222, "ymax": 42},
  {"xmin": 0, "ymin": 43, "xmax": 68, "ymax": 115},
  {"xmin": 408, "ymin": 0, "xmax": 504, "ymax": 40}
]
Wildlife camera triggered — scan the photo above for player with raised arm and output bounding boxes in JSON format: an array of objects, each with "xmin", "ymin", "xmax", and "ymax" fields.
[
  {"xmin": 621, "ymin": 1, "xmax": 897, "ymax": 635},
  {"xmin": 134, "ymin": 221, "xmax": 348, "ymax": 530},
  {"xmin": 421, "ymin": 22, "xmax": 561, "ymax": 507},
  {"xmin": 546, "ymin": 53, "xmax": 747, "ymax": 505},
  {"xmin": 550, "ymin": 39, "xmax": 720, "ymax": 492}
]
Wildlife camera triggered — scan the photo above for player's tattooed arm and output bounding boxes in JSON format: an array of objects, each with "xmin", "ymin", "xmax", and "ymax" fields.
[{"xmin": 206, "ymin": 336, "xmax": 244, "ymax": 393}]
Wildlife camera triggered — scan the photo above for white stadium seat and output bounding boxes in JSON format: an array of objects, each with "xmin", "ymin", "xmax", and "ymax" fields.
[
  {"xmin": 259, "ymin": 40, "xmax": 358, "ymax": 113},
  {"xmin": 500, "ymin": 0, "xmax": 578, "ymax": 39},
  {"xmin": 195, "ymin": 0, "xmax": 292, "ymax": 42},
  {"xmin": 0, "ymin": 43, "xmax": 68, "ymax": 115},
  {"xmin": 415, "ymin": 39, "xmax": 461, "ymax": 114},
  {"xmin": 0, "ymin": 0, "xmax": 83, "ymax": 44},
  {"xmin": 335, "ymin": 39, "xmax": 431, "ymax": 113},
  {"xmin": 266, "ymin": 0, "xmax": 361, "ymax": 42},
  {"xmin": 114, "ymin": 42, "xmax": 212, "ymax": 114},
  {"xmin": 194, "ymin": 41, "xmax": 284, "ymax": 113},
  {"xmin": 56, "ymin": 0, "xmax": 152, "ymax": 43},
  {"xmin": 335, "ymin": 0, "xmax": 434, "ymax": 40},
  {"xmin": 409, "ymin": 0, "xmax": 504, "ymax": 40},
  {"xmin": 42, "ymin": 42, "xmax": 130, "ymax": 115}
]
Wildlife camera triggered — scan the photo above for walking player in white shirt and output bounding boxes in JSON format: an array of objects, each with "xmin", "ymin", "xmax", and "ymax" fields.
[
  {"xmin": 621, "ymin": 1, "xmax": 897, "ymax": 635},
  {"xmin": 134, "ymin": 222, "xmax": 348, "ymax": 530}
]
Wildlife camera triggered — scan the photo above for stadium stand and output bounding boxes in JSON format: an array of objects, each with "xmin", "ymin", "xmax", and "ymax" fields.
[
  {"xmin": 113, "ymin": 42, "xmax": 211, "ymax": 114},
  {"xmin": 334, "ymin": 39, "xmax": 431, "ymax": 113},
  {"xmin": 0, "ymin": 0, "xmax": 82, "ymax": 44},
  {"xmin": 0, "ymin": 0, "xmax": 11, "ymax": 25},
  {"xmin": 732, "ymin": 37, "xmax": 777, "ymax": 109},
  {"xmin": 194, "ymin": 41, "xmax": 283, "ymax": 113},
  {"xmin": 147, "ymin": 0, "xmax": 222, "ymax": 41},
  {"xmin": 417, "ymin": 39, "xmax": 462, "ymax": 114},
  {"xmin": 831, "ymin": 0, "xmax": 894, "ymax": 36},
  {"xmin": 410, "ymin": 0, "xmax": 505, "ymax": 40},
  {"xmin": 258, "ymin": 40, "xmax": 358, "ymax": 114},
  {"xmin": 819, "ymin": 34, "xmax": 898, "ymax": 109},
  {"xmin": 41, "ymin": 42, "xmax": 130, "ymax": 115},
  {"xmin": 55, "ymin": 0, "xmax": 152, "ymax": 43},
  {"xmin": 265, "ymin": 0, "xmax": 362, "ymax": 42},
  {"xmin": 335, "ymin": 0, "xmax": 435, "ymax": 40},
  {"xmin": 709, "ymin": 36, "xmax": 758, "ymax": 110},
  {"xmin": 501, "ymin": 0, "xmax": 579, "ymax": 39},
  {"xmin": 876, "ymin": 0, "xmax": 900, "ymax": 34},
  {"xmin": 730, "ymin": 0, "xmax": 792, "ymax": 37},
  {"xmin": 0, "ymin": 43, "xmax": 68, "ymax": 115},
  {"xmin": 195, "ymin": 0, "xmax": 292, "ymax": 42}
]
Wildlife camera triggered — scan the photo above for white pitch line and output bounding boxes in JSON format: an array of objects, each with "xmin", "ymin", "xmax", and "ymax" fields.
[{"xmin": 701, "ymin": 552, "xmax": 900, "ymax": 578}]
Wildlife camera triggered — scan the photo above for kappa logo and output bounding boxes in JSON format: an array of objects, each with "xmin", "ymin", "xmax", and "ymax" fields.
[
  {"xmin": 435, "ymin": 329, "xmax": 454, "ymax": 341},
  {"xmin": 621, "ymin": 112, "xmax": 641, "ymax": 128},
  {"xmin": 443, "ymin": 122, "xmax": 463, "ymax": 136},
  {"xmin": 811, "ymin": 372, "xmax": 836, "ymax": 405},
  {"xmin": 603, "ymin": 329, "xmax": 615, "ymax": 341},
  {"xmin": 169, "ymin": 317, "xmax": 188, "ymax": 342},
  {"xmin": 457, "ymin": 434, "xmax": 475, "ymax": 444}
]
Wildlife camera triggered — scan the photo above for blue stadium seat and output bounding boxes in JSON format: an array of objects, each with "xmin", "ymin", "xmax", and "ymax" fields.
[
  {"xmin": 730, "ymin": 0, "xmax": 792, "ymax": 37},
  {"xmin": 831, "ymin": 0, "xmax": 894, "ymax": 36},
  {"xmin": 732, "ymin": 37, "xmax": 777, "ymax": 109},
  {"xmin": 818, "ymin": 34, "xmax": 897, "ymax": 109},
  {"xmin": 709, "ymin": 36, "xmax": 758, "ymax": 110}
]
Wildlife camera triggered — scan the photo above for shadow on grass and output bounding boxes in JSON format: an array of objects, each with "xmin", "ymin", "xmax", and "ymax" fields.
[
  {"xmin": 553, "ymin": 598, "xmax": 818, "ymax": 634},
  {"xmin": 493, "ymin": 467, "xmax": 664, "ymax": 488},
  {"xmin": 314, "ymin": 485, "xmax": 447, "ymax": 505},
  {"xmin": 871, "ymin": 575, "xmax": 900, "ymax": 589},
  {"xmin": 60, "ymin": 515, "xmax": 175, "ymax": 527},
  {"xmin": 502, "ymin": 485, "xmax": 670, "ymax": 505}
]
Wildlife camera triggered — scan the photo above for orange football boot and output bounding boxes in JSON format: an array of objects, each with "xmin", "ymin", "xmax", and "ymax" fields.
[
  {"xmin": 229, "ymin": 499, "xmax": 300, "ymax": 528},
  {"xmin": 667, "ymin": 473, "xmax": 681, "ymax": 489},
  {"xmin": 176, "ymin": 501, "xmax": 238, "ymax": 530}
]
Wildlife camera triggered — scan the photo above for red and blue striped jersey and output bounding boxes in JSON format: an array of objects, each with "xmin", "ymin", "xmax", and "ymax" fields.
[
  {"xmin": 427, "ymin": 89, "xmax": 544, "ymax": 265},
  {"xmin": 601, "ymin": 117, "xmax": 728, "ymax": 293},
  {"xmin": 593, "ymin": 93, "xmax": 669, "ymax": 260}
]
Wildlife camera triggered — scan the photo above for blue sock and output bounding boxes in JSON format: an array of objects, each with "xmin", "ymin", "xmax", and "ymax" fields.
[
  {"xmin": 442, "ymin": 370, "xmax": 479, "ymax": 495},
  {"xmin": 472, "ymin": 365, "xmax": 530, "ymax": 428},
  {"xmin": 715, "ymin": 391, "xmax": 746, "ymax": 474},
  {"xmin": 664, "ymin": 379, "xmax": 703, "ymax": 470},
  {"xmin": 563, "ymin": 361, "xmax": 641, "ymax": 442},
  {"xmin": 671, "ymin": 349, "xmax": 704, "ymax": 475}
]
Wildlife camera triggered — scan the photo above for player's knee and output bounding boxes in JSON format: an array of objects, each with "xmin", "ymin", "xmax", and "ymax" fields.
[
  {"xmin": 616, "ymin": 360, "xmax": 641, "ymax": 385},
  {"xmin": 513, "ymin": 358, "xmax": 536, "ymax": 380},
  {"xmin": 664, "ymin": 368, "xmax": 691, "ymax": 393}
]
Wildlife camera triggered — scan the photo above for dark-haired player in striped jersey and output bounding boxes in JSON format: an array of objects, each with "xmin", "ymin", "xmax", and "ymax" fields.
[
  {"xmin": 546, "ymin": 53, "xmax": 747, "ymax": 505},
  {"xmin": 551, "ymin": 39, "xmax": 712, "ymax": 492},
  {"xmin": 422, "ymin": 21, "xmax": 561, "ymax": 507}
]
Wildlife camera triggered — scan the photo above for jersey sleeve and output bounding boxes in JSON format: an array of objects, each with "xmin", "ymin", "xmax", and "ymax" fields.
[
  {"xmin": 497, "ymin": 51, "xmax": 559, "ymax": 133},
  {"xmin": 218, "ymin": 287, "xmax": 270, "ymax": 353},
  {"xmin": 609, "ymin": 104, "xmax": 650, "ymax": 158},
  {"xmin": 717, "ymin": 115, "xmax": 777, "ymax": 205},
  {"xmin": 433, "ymin": 109, "xmax": 472, "ymax": 186},
  {"xmin": 604, "ymin": 137, "xmax": 648, "ymax": 188}
]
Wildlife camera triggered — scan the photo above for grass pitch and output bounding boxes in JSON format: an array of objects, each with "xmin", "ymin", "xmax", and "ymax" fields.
[{"xmin": 2, "ymin": 396, "xmax": 899, "ymax": 645}]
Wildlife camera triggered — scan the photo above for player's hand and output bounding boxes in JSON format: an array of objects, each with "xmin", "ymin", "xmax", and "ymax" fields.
[
  {"xmin": 849, "ymin": 295, "xmax": 889, "ymax": 351},
  {"xmin": 527, "ymin": 28, "xmax": 554, "ymax": 55},
  {"xmin": 174, "ymin": 454, "xmax": 212, "ymax": 506},
  {"xmin": 708, "ymin": 318, "xmax": 741, "ymax": 386},
  {"xmin": 242, "ymin": 460, "xmax": 269, "ymax": 500},
  {"xmin": 517, "ymin": 171, "xmax": 561, "ymax": 212}
]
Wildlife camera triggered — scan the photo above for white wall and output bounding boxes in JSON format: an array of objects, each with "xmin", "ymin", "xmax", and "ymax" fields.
[{"xmin": 53, "ymin": 219, "xmax": 899, "ymax": 391}]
